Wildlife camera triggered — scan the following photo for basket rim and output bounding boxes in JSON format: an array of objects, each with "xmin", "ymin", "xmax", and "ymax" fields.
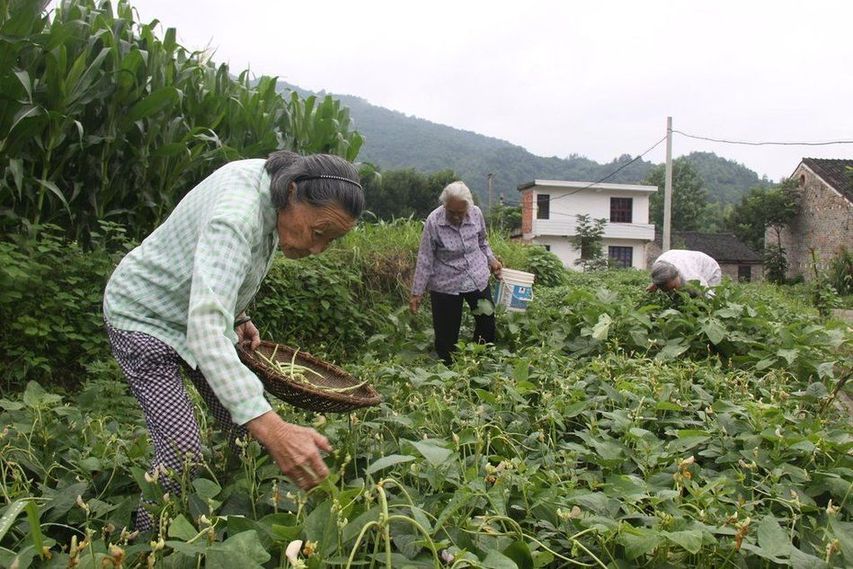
[{"xmin": 237, "ymin": 340, "xmax": 381, "ymax": 408}]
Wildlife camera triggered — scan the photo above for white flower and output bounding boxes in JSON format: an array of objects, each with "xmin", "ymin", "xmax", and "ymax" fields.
[
  {"xmin": 440, "ymin": 549, "xmax": 455, "ymax": 564},
  {"xmin": 285, "ymin": 540, "xmax": 304, "ymax": 568}
]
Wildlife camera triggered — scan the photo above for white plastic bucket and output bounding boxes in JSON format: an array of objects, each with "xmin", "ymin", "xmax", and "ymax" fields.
[{"xmin": 493, "ymin": 268, "xmax": 535, "ymax": 312}]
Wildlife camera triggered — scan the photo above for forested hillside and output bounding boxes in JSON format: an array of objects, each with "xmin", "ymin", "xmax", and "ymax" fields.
[
  {"xmin": 686, "ymin": 151, "xmax": 772, "ymax": 204},
  {"xmin": 337, "ymin": 92, "xmax": 653, "ymax": 205},
  {"xmin": 281, "ymin": 85, "xmax": 772, "ymax": 207}
]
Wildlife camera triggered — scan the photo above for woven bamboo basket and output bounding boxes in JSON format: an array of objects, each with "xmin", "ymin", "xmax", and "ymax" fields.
[{"xmin": 237, "ymin": 341, "xmax": 381, "ymax": 413}]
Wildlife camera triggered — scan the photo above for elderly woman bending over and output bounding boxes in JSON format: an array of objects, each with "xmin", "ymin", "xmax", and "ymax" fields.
[
  {"xmin": 647, "ymin": 249, "xmax": 722, "ymax": 295},
  {"xmin": 409, "ymin": 181, "xmax": 502, "ymax": 365},
  {"xmin": 104, "ymin": 151, "xmax": 363, "ymax": 532}
]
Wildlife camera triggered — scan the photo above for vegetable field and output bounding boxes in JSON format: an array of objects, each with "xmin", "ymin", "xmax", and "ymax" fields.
[
  {"xmin": 1, "ymin": 1, "xmax": 851, "ymax": 567},
  {"xmin": 2, "ymin": 260, "xmax": 851, "ymax": 568}
]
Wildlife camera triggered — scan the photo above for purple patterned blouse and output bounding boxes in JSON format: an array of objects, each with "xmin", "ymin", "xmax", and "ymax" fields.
[{"xmin": 411, "ymin": 205, "xmax": 496, "ymax": 295}]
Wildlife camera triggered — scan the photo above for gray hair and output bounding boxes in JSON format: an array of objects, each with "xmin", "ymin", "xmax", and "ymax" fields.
[
  {"xmin": 651, "ymin": 260, "xmax": 680, "ymax": 287},
  {"xmin": 439, "ymin": 181, "xmax": 474, "ymax": 206},
  {"xmin": 265, "ymin": 151, "xmax": 364, "ymax": 218}
]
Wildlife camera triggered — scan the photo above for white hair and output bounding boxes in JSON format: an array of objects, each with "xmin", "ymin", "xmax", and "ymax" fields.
[
  {"xmin": 651, "ymin": 260, "xmax": 680, "ymax": 287},
  {"xmin": 439, "ymin": 181, "xmax": 474, "ymax": 206}
]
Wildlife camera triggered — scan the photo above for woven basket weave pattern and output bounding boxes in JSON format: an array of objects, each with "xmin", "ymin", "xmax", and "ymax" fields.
[{"xmin": 237, "ymin": 341, "xmax": 381, "ymax": 413}]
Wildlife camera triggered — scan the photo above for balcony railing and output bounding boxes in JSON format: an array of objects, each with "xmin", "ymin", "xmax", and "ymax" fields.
[{"xmin": 533, "ymin": 218, "xmax": 655, "ymax": 240}]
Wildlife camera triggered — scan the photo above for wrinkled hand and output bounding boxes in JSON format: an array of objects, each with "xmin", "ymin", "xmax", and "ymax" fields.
[
  {"xmin": 489, "ymin": 258, "xmax": 503, "ymax": 280},
  {"xmin": 247, "ymin": 411, "xmax": 331, "ymax": 491},
  {"xmin": 409, "ymin": 294, "xmax": 422, "ymax": 314},
  {"xmin": 236, "ymin": 320, "xmax": 261, "ymax": 350},
  {"xmin": 645, "ymin": 283, "xmax": 658, "ymax": 293}
]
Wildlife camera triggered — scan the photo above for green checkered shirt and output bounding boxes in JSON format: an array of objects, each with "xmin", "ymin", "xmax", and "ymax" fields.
[{"xmin": 104, "ymin": 159, "xmax": 279, "ymax": 425}]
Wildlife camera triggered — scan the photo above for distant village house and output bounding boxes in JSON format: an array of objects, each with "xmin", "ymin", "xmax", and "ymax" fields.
[
  {"xmin": 773, "ymin": 158, "xmax": 853, "ymax": 280},
  {"xmin": 517, "ymin": 180, "xmax": 657, "ymax": 269}
]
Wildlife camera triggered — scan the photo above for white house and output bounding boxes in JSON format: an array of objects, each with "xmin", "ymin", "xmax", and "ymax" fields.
[{"xmin": 517, "ymin": 179, "xmax": 658, "ymax": 269}]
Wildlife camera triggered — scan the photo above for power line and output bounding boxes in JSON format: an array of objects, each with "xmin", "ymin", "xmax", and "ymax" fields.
[
  {"xmin": 497, "ymin": 135, "xmax": 667, "ymax": 210},
  {"xmin": 673, "ymin": 130, "xmax": 853, "ymax": 147},
  {"xmin": 545, "ymin": 134, "xmax": 667, "ymax": 204}
]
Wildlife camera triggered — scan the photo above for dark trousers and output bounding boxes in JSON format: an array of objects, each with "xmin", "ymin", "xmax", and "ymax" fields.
[
  {"xmin": 430, "ymin": 286, "xmax": 495, "ymax": 365},
  {"xmin": 105, "ymin": 321, "xmax": 247, "ymax": 533}
]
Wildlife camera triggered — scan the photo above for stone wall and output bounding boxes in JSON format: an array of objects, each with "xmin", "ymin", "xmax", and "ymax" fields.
[
  {"xmin": 771, "ymin": 164, "xmax": 853, "ymax": 280},
  {"xmin": 720, "ymin": 263, "xmax": 764, "ymax": 283}
]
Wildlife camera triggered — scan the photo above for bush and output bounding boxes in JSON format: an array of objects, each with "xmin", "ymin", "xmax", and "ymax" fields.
[
  {"xmin": 764, "ymin": 244, "xmax": 788, "ymax": 283},
  {"xmin": 0, "ymin": 225, "xmax": 124, "ymax": 390},
  {"xmin": 827, "ymin": 246, "xmax": 853, "ymax": 296},
  {"xmin": 251, "ymin": 255, "xmax": 376, "ymax": 361},
  {"xmin": 524, "ymin": 245, "xmax": 566, "ymax": 287}
]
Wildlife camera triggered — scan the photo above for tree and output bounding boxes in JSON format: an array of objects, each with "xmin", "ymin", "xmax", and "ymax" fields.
[
  {"xmin": 487, "ymin": 203, "xmax": 522, "ymax": 235},
  {"xmin": 726, "ymin": 180, "xmax": 800, "ymax": 251},
  {"xmin": 572, "ymin": 214, "xmax": 608, "ymax": 271},
  {"xmin": 644, "ymin": 158, "xmax": 709, "ymax": 231},
  {"xmin": 362, "ymin": 168, "xmax": 457, "ymax": 220}
]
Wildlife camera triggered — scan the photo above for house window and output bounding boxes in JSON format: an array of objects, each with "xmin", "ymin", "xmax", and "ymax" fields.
[
  {"xmin": 610, "ymin": 197, "xmax": 633, "ymax": 223},
  {"xmin": 536, "ymin": 194, "xmax": 550, "ymax": 219},
  {"xmin": 608, "ymin": 246, "xmax": 633, "ymax": 268},
  {"xmin": 738, "ymin": 265, "xmax": 752, "ymax": 282}
]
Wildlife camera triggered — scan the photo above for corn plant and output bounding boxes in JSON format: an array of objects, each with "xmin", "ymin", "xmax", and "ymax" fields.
[{"xmin": 0, "ymin": 0, "xmax": 364, "ymax": 245}]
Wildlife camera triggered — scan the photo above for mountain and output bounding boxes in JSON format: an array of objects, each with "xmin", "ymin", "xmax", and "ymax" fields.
[
  {"xmin": 683, "ymin": 151, "xmax": 771, "ymax": 204},
  {"xmin": 283, "ymin": 83, "xmax": 768, "ymax": 206},
  {"xmin": 337, "ymin": 93, "xmax": 655, "ymax": 206}
]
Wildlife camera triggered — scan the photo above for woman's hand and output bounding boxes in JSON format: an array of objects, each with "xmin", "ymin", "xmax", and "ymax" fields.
[
  {"xmin": 246, "ymin": 411, "xmax": 332, "ymax": 491},
  {"xmin": 409, "ymin": 294, "xmax": 422, "ymax": 314},
  {"xmin": 489, "ymin": 258, "xmax": 503, "ymax": 280},
  {"xmin": 236, "ymin": 320, "xmax": 261, "ymax": 350}
]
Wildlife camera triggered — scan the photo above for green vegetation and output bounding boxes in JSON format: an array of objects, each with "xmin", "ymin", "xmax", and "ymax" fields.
[
  {"xmin": 0, "ymin": 0, "xmax": 361, "ymax": 244},
  {"xmin": 684, "ymin": 152, "xmax": 771, "ymax": 205},
  {"xmin": 2, "ymin": 3, "xmax": 850, "ymax": 568},
  {"xmin": 361, "ymin": 167, "xmax": 457, "ymax": 221},
  {"xmin": 1, "ymin": 239, "xmax": 851, "ymax": 567},
  {"xmin": 571, "ymin": 214, "xmax": 608, "ymax": 271},
  {"xmin": 727, "ymin": 181, "xmax": 800, "ymax": 252},
  {"xmin": 645, "ymin": 159, "xmax": 709, "ymax": 232}
]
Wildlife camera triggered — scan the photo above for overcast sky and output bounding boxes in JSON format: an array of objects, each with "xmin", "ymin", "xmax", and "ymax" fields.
[{"xmin": 124, "ymin": 0, "xmax": 853, "ymax": 181}]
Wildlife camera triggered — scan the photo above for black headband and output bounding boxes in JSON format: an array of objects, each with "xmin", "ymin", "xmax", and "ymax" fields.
[{"xmin": 297, "ymin": 174, "xmax": 363, "ymax": 191}]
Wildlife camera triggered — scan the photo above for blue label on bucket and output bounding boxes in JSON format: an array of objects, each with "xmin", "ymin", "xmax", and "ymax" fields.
[{"xmin": 510, "ymin": 285, "xmax": 532, "ymax": 308}]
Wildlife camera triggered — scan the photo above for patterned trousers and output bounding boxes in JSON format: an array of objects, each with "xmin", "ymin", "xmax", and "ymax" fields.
[{"xmin": 105, "ymin": 321, "xmax": 248, "ymax": 533}]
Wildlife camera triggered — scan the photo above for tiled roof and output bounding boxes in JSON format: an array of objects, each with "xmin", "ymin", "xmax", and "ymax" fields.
[
  {"xmin": 654, "ymin": 231, "xmax": 763, "ymax": 263},
  {"xmin": 801, "ymin": 158, "xmax": 853, "ymax": 203}
]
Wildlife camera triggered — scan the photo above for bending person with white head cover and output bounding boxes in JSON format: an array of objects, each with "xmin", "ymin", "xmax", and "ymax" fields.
[{"xmin": 647, "ymin": 249, "xmax": 722, "ymax": 295}]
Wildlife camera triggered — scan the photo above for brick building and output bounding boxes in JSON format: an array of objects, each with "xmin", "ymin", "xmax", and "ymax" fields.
[
  {"xmin": 771, "ymin": 158, "xmax": 853, "ymax": 280},
  {"xmin": 647, "ymin": 232, "xmax": 764, "ymax": 282}
]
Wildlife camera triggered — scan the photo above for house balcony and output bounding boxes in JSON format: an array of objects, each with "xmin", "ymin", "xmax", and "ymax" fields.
[{"xmin": 534, "ymin": 219, "xmax": 655, "ymax": 241}]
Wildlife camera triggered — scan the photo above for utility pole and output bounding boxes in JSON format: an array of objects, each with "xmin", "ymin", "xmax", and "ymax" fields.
[
  {"xmin": 663, "ymin": 116, "xmax": 673, "ymax": 252},
  {"xmin": 487, "ymin": 173, "xmax": 494, "ymax": 213}
]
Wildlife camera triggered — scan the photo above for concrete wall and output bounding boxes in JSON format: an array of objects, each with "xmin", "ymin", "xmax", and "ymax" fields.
[
  {"xmin": 771, "ymin": 164, "xmax": 853, "ymax": 280},
  {"xmin": 523, "ymin": 187, "xmax": 655, "ymax": 241},
  {"xmin": 533, "ymin": 236, "xmax": 649, "ymax": 270}
]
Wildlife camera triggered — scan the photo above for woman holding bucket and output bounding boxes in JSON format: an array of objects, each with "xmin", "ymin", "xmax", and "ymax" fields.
[{"xmin": 409, "ymin": 181, "xmax": 502, "ymax": 365}]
